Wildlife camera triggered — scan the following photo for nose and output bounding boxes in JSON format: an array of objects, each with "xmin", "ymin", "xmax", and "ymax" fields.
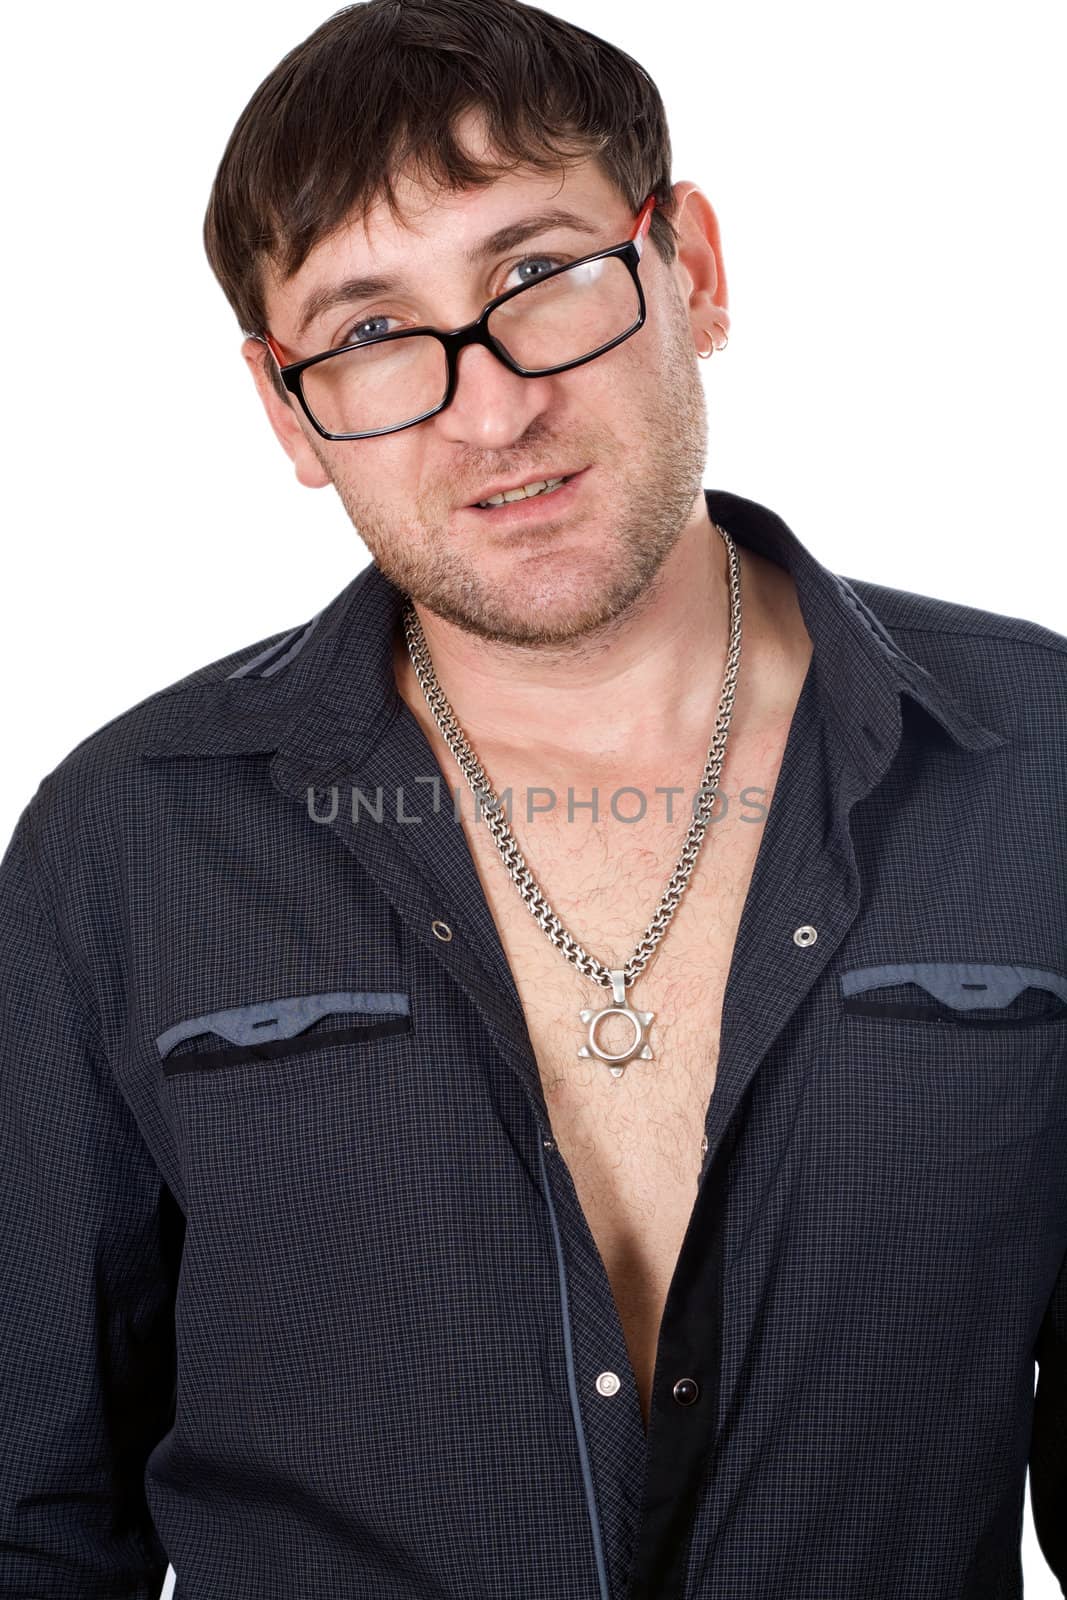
[{"xmin": 433, "ymin": 340, "xmax": 554, "ymax": 451}]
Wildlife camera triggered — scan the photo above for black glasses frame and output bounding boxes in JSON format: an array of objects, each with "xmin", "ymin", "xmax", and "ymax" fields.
[{"xmin": 257, "ymin": 196, "xmax": 656, "ymax": 441}]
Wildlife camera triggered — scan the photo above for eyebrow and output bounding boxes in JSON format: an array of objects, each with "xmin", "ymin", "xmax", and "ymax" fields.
[{"xmin": 294, "ymin": 207, "xmax": 604, "ymax": 339}]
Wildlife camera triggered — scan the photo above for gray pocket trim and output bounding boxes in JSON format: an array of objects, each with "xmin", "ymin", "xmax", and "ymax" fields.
[
  {"xmin": 840, "ymin": 962, "xmax": 1067, "ymax": 1011},
  {"xmin": 155, "ymin": 990, "xmax": 410, "ymax": 1058}
]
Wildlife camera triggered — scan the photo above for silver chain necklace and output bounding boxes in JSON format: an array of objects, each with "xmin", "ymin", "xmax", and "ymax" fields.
[{"xmin": 402, "ymin": 521, "xmax": 743, "ymax": 1079}]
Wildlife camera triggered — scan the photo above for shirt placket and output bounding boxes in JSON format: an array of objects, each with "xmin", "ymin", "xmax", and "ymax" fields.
[{"xmin": 623, "ymin": 667, "xmax": 909, "ymax": 1599}]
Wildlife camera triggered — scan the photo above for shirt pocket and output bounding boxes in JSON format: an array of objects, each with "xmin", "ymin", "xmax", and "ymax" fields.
[
  {"xmin": 835, "ymin": 959, "xmax": 1067, "ymax": 1137},
  {"xmin": 155, "ymin": 989, "xmax": 412, "ymax": 1078},
  {"xmin": 802, "ymin": 963, "xmax": 1067, "ymax": 1324},
  {"xmin": 840, "ymin": 961, "xmax": 1067, "ymax": 1027}
]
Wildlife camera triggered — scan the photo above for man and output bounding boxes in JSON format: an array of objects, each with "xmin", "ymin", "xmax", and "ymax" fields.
[{"xmin": 2, "ymin": 1, "xmax": 1066, "ymax": 1597}]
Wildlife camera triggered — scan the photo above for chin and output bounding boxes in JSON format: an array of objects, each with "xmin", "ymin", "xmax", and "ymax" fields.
[{"xmin": 467, "ymin": 588, "xmax": 636, "ymax": 648}]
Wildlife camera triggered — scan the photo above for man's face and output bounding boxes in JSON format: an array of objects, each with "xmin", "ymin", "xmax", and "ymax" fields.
[{"xmin": 245, "ymin": 113, "xmax": 729, "ymax": 647}]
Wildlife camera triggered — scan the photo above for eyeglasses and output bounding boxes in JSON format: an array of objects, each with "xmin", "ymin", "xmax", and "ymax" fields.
[{"xmin": 257, "ymin": 195, "xmax": 656, "ymax": 441}]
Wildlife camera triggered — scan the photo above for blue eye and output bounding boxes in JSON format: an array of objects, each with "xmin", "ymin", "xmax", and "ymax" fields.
[
  {"xmin": 342, "ymin": 314, "xmax": 394, "ymax": 346},
  {"xmin": 506, "ymin": 255, "xmax": 566, "ymax": 289}
]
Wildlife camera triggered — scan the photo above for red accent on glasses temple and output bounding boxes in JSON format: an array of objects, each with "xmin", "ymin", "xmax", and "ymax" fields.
[{"xmin": 632, "ymin": 195, "xmax": 656, "ymax": 259}]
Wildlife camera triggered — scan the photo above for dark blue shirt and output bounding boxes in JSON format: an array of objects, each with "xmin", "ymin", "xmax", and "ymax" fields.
[{"xmin": 3, "ymin": 488, "xmax": 1067, "ymax": 1600}]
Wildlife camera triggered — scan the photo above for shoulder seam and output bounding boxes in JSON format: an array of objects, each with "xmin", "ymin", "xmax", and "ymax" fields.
[
  {"xmin": 887, "ymin": 621, "xmax": 1067, "ymax": 658},
  {"xmin": 843, "ymin": 581, "xmax": 1067, "ymax": 658}
]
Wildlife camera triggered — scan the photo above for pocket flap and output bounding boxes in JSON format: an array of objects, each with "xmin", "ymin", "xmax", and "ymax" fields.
[
  {"xmin": 155, "ymin": 989, "xmax": 410, "ymax": 1059},
  {"xmin": 840, "ymin": 962, "xmax": 1067, "ymax": 1011}
]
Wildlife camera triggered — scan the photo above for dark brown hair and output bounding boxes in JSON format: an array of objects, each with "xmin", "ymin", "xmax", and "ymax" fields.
[{"xmin": 203, "ymin": 0, "xmax": 679, "ymax": 362}]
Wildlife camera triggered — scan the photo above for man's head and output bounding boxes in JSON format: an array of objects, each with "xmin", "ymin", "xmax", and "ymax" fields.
[{"xmin": 204, "ymin": 0, "xmax": 730, "ymax": 648}]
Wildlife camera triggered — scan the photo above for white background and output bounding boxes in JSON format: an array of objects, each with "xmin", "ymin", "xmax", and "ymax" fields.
[{"xmin": 2, "ymin": 2, "xmax": 1064, "ymax": 1595}]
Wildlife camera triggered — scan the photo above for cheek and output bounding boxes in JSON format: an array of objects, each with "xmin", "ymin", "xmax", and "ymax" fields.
[
  {"xmin": 324, "ymin": 439, "xmax": 409, "ymax": 506},
  {"xmin": 619, "ymin": 293, "xmax": 690, "ymax": 396},
  {"xmin": 606, "ymin": 326, "xmax": 681, "ymax": 424}
]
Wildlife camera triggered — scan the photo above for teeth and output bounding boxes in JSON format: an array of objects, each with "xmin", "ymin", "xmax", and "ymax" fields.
[{"xmin": 477, "ymin": 475, "xmax": 566, "ymax": 508}]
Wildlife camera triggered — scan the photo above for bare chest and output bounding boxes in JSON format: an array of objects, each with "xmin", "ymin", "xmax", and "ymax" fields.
[{"xmin": 453, "ymin": 739, "xmax": 787, "ymax": 1422}]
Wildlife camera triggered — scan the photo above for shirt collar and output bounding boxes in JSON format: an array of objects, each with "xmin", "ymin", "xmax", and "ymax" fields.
[
  {"xmin": 701, "ymin": 490, "xmax": 1010, "ymax": 778},
  {"xmin": 140, "ymin": 488, "xmax": 1009, "ymax": 782}
]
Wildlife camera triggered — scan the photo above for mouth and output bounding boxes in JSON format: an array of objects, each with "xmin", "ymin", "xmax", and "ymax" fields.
[{"xmin": 463, "ymin": 467, "xmax": 588, "ymax": 521}]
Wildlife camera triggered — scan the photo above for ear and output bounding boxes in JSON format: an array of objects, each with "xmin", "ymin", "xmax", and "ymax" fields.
[
  {"xmin": 666, "ymin": 181, "xmax": 731, "ymax": 354},
  {"xmin": 240, "ymin": 338, "xmax": 332, "ymax": 489}
]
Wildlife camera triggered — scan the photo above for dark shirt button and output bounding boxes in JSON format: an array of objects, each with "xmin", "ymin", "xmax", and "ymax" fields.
[{"xmin": 673, "ymin": 1377, "xmax": 700, "ymax": 1405}]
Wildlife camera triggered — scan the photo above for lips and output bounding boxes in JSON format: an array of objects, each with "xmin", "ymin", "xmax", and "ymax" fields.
[
  {"xmin": 465, "ymin": 469, "xmax": 582, "ymax": 509},
  {"xmin": 458, "ymin": 467, "xmax": 589, "ymax": 523}
]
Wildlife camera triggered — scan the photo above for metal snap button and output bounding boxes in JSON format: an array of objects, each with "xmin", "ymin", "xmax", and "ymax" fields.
[
  {"xmin": 793, "ymin": 924, "xmax": 818, "ymax": 947},
  {"xmin": 596, "ymin": 1371, "xmax": 621, "ymax": 1397},
  {"xmin": 431, "ymin": 920, "xmax": 453, "ymax": 941},
  {"xmin": 672, "ymin": 1377, "xmax": 700, "ymax": 1405}
]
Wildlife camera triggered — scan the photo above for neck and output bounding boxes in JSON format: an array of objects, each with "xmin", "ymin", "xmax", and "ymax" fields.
[{"xmin": 395, "ymin": 501, "xmax": 766, "ymax": 769}]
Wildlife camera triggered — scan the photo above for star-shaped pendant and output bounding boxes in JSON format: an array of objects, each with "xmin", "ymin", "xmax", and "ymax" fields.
[{"xmin": 578, "ymin": 968, "xmax": 655, "ymax": 1078}]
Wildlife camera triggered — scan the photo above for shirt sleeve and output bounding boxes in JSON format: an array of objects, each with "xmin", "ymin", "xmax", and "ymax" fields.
[
  {"xmin": 1030, "ymin": 1241, "xmax": 1067, "ymax": 1591},
  {"xmin": 0, "ymin": 819, "xmax": 180, "ymax": 1600}
]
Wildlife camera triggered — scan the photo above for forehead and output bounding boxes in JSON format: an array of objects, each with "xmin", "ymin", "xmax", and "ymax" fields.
[
  {"xmin": 353, "ymin": 107, "xmax": 611, "ymax": 242},
  {"xmin": 356, "ymin": 153, "xmax": 611, "ymax": 255}
]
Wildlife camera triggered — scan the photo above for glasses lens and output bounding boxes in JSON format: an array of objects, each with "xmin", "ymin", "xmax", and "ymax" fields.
[
  {"xmin": 299, "ymin": 335, "xmax": 449, "ymax": 437},
  {"xmin": 487, "ymin": 255, "xmax": 640, "ymax": 372},
  {"xmin": 296, "ymin": 255, "xmax": 640, "ymax": 437}
]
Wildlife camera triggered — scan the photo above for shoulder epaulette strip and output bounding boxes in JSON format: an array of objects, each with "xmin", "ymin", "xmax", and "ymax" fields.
[{"xmin": 226, "ymin": 610, "xmax": 324, "ymax": 680}]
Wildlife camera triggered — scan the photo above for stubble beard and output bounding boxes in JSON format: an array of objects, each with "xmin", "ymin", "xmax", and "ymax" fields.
[{"xmin": 313, "ymin": 304, "xmax": 710, "ymax": 651}]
